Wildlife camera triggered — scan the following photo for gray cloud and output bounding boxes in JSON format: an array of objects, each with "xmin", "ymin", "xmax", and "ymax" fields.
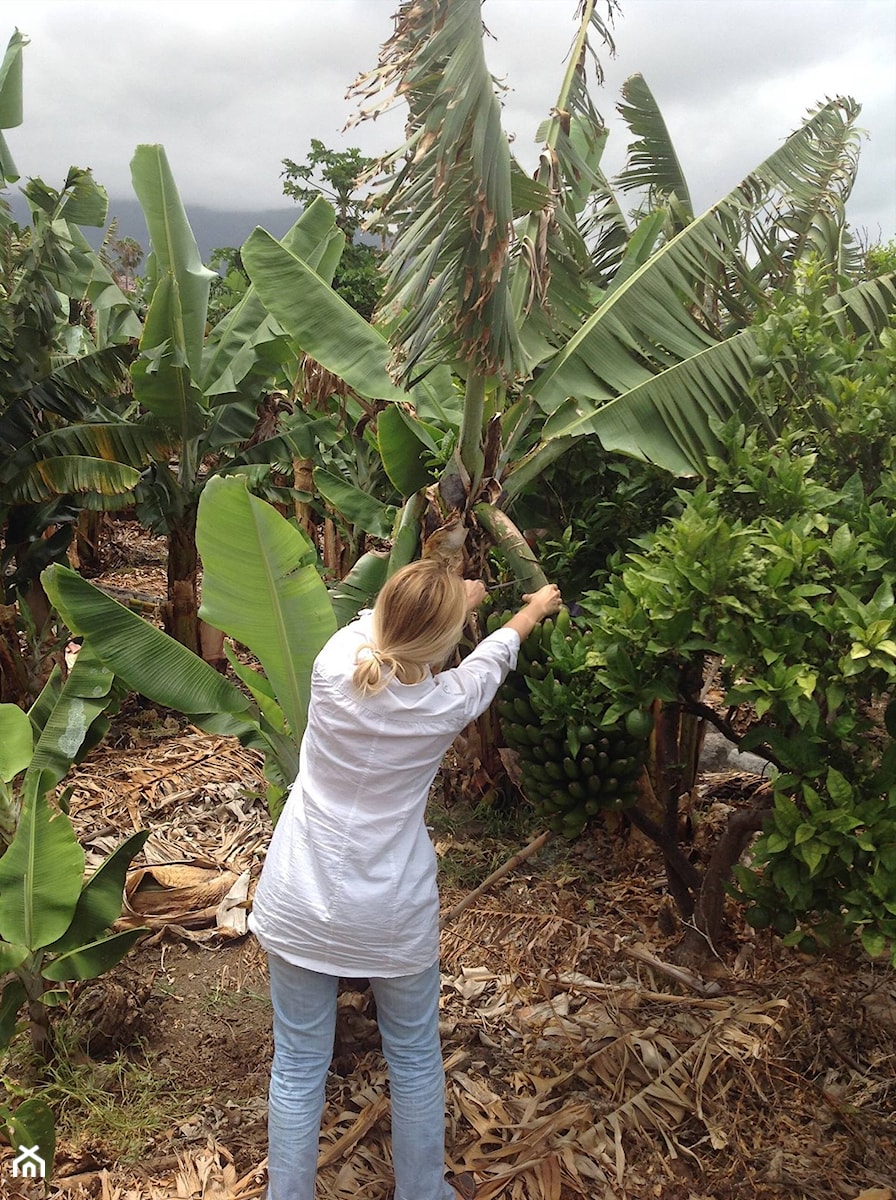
[{"xmin": 3, "ymin": 0, "xmax": 894, "ymax": 240}]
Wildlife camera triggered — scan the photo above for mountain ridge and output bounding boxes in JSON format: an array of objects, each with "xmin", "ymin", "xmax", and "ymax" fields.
[{"xmin": 4, "ymin": 190, "xmax": 302, "ymax": 265}]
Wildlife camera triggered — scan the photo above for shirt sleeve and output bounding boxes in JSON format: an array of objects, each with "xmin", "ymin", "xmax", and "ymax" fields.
[{"xmin": 435, "ymin": 626, "xmax": 521, "ymax": 723}]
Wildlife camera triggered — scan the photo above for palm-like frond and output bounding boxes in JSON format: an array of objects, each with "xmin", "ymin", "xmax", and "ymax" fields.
[
  {"xmin": 581, "ymin": 168, "xmax": 632, "ymax": 290},
  {"xmin": 732, "ymin": 96, "xmax": 862, "ymax": 314},
  {"xmin": 523, "ymin": 97, "xmax": 868, "ymax": 476},
  {"xmin": 351, "ymin": 0, "xmax": 518, "ymax": 380},
  {"xmin": 615, "ymin": 73, "xmax": 693, "ymax": 218},
  {"xmin": 3, "ymin": 421, "xmax": 172, "ymax": 481},
  {"xmin": 0, "ymin": 344, "xmax": 138, "ymax": 454},
  {"xmin": 509, "ymin": 1, "xmax": 620, "ymax": 367},
  {"xmin": 518, "ymin": 272, "xmax": 896, "ymax": 479},
  {"xmin": 10, "ymin": 457, "xmax": 141, "ymax": 506},
  {"xmin": 0, "ymin": 31, "xmax": 27, "ymax": 183}
]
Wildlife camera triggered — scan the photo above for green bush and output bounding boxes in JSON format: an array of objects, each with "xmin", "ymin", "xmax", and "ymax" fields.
[{"xmin": 581, "ymin": 276, "xmax": 896, "ymax": 962}]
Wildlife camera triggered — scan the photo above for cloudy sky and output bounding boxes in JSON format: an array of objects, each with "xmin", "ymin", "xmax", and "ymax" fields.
[{"xmin": 3, "ymin": 0, "xmax": 895, "ymax": 242}]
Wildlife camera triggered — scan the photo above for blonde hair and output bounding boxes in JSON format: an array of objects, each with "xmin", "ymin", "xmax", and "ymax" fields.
[{"xmin": 353, "ymin": 559, "xmax": 468, "ymax": 696}]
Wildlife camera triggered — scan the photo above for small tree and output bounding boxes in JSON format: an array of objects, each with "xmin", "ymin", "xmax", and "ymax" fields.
[
  {"xmin": 282, "ymin": 140, "xmax": 384, "ymax": 319},
  {"xmin": 860, "ymin": 237, "xmax": 896, "ymax": 281},
  {"xmin": 580, "ymin": 273, "xmax": 896, "ymax": 963}
]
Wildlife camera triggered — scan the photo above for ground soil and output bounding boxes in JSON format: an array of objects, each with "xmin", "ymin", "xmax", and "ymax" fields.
[{"xmin": 1, "ymin": 520, "xmax": 894, "ymax": 1200}]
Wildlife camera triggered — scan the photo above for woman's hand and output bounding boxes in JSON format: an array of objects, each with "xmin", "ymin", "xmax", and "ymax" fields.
[
  {"xmin": 505, "ymin": 583, "xmax": 563, "ymax": 643},
  {"xmin": 464, "ymin": 578, "xmax": 488, "ymax": 610},
  {"xmin": 521, "ymin": 584, "xmax": 562, "ymax": 621}
]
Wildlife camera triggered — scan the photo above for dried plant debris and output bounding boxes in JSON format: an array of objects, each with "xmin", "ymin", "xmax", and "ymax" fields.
[{"xmin": 25, "ymin": 718, "xmax": 895, "ymax": 1200}]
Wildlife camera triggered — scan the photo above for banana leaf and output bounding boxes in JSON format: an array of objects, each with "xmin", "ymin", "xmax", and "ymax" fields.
[
  {"xmin": 0, "ymin": 30, "xmax": 26, "ymax": 182},
  {"xmin": 352, "ymin": 0, "xmax": 519, "ymax": 379},
  {"xmin": 196, "ymin": 475, "xmax": 336, "ymax": 741},
  {"xmin": 131, "ymin": 274, "xmax": 208, "ymax": 439},
  {"xmin": 242, "ymin": 227, "xmax": 407, "ymax": 401},
  {"xmin": 42, "ymin": 928, "xmax": 147, "ymax": 982},
  {"xmin": 130, "ymin": 145, "xmax": 214, "ymax": 448},
  {"xmin": 224, "ymin": 648, "xmax": 289, "ymax": 731},
  {"xmin": 9, "ymin": 456, "xmax": 141, "ymax": 506},
  {"xmin": 386, "ymin": 492, "xmax": 426, "ymax": 578},
  {"xmin": 0, "ymin": 704, "xmax": 33, "ymax": 782},
  {"xmin": 511, "ymin": 4, "xmax": 616, "ymax": 360},
  {"xmin": 4, "ymin": 1097, "xmax": 54, "ymax": 1181},
  {"xmin": 377, "ymin": 405, "xmax": 440, "ymax": 496},
  {"xmin": 43, "ymin": 565, "xmax": 252, "ymax": 719},
  {"xmin": 0, "ymin": 946, "xmax": 27, "ymax": 975},
  {"xmin": 314, "ymin": 468, "xmax": 397, "ymax": 539},
  {"xmin": 328, "ymin": 551, "xmax": 390, "ymax": 628},
  {"xmin": 278, "ymin": 195, "xmax": 346, "ymax": 281},
  {"xmin": 526, "ymin": 97, "xmax": 870, "ymax": 474},
  {"xmin": 200, "ymin": 197, "xmax": 344, "ymax": 398},
  {"xmin": 47, "ymin": 831, "xmax": 149, "ymax": 955},
  {"xmin": 532, "ymin": 273, "xmax": 896, "ymax": 476},
  {"xmin": 54, "ymin": 167, "xmax": 108, "ymax": 228},
  {"xmin": 130, "ymin": 144, "xmax": 214, "ymax": 378},
  {"xmin": 25, "ymin": 643, "xmax": 117, "ymax": 792},
  {"xmin": 4, "ymin": 420, "xmax": 173, "ymax": 477},
  {"xmin": 615, "ymin": 73, "xmax": 694, "ymax": 217},
  {"xmin": 0, "ymin": 770, "xmax": 84, "ymax": 950}
]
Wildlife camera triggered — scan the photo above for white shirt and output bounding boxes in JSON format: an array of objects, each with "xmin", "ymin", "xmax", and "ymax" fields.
[{"xmin": 249, "ymin": 612, "xmax": 520, "ymax": 977}]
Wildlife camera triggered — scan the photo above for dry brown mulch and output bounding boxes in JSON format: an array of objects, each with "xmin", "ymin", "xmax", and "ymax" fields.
[{"xmin": 1, "ymin": 721, "xmax": 892, "ymax": 1200}]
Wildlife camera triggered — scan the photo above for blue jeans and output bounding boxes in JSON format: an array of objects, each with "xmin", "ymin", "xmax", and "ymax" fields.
[{"xmin": 266, "ymin": 954, "xmax": 456, "ymax": 1200}]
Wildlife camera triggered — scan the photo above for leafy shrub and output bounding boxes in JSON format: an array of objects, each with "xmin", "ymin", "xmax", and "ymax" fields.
[{"xmin": 580, "ymin": 277, "xmax": 896, "ymax": 962}]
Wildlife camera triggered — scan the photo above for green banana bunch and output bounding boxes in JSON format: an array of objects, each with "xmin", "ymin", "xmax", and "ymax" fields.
[{"xmin": 487, "ymin": 606, "xmax": 651, "ymax": 839}]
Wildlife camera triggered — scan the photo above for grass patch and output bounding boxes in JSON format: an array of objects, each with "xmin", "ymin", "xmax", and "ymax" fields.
[
  {"xmin": 3, "ymin": 1031, "xmax": 198, "ymax": 1165},
  {"xmin": 43, "ymin": 1048, "xmax": 198, "ymax": 1162},
  {"xmin": 200, "ymin": 983, "xmax": 269, "ymax": 1016}
]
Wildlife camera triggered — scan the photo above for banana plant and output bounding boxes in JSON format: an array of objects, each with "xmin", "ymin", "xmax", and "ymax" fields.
[
  {"xmin": 0, "ymin": 645, "xmax": 148, "ymax": 1064},
  {"xmin": 44, "ymin": 474, "xmax": 338, "ymax": 815},
  {"xmin": 0, "ymin": 648, "xmax": 146, "ymax": 1176},
  {"xmin": 242, "ymin": 0, "xmax": 893, "ymax": 572},
  {"xmin": 127, "ymin": 145, "xmax": 374, "ymax": 654},
  {"xmin": 0, "ymin": 164, "xmax": 166, "ymax": 704},
  {"xmin": 347, "ymin": 2, "xmax": 892, "ymax": 492},
  {"xmin": 237, "ymin": 0, "xmax": 894, "ymax": 806},
  {"xmin": 0, "ymin": 1095, "xmax": 54, "ymax": 1184},
  {"xmin": 1, "ymin": 30, "xmax": 166, "ymax": 703},
  {"xmin": 0, "ymin": 29, "xmax": 25, "ymax": 183}
]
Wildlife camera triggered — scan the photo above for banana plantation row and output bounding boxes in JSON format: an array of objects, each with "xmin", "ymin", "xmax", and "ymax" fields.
[{"xmin": 1, "ymin": 0, "xmax": 895, "ymax": 1163}]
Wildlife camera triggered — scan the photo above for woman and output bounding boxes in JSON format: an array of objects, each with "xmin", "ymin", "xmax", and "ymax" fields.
[{"xmin": 250, "ymin": 559, "xmax": 562, "ymax": 1200}]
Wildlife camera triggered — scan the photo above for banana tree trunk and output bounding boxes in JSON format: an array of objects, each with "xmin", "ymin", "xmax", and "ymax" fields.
[
  {"xmin": 443, "ymin": 502, "xmax": 550, "ymax": 807},
  {"xmin": 323, "ymin": 517, "xmax": 347, "ymax": 580},
  {"xmin": 22, "ymin": 963, "xmax": 54, "ymax": 1061},
  {"xmin": 0, "ymin": 603, "xmax": 29, "ymax": 703},
  {"xmin": 71, "ymin": 510, "xmax": 107, "ymax": 574},
  {"xmin": 163, "ymin": 506, "xmax": 200, "ymax": 654},
  {"xmin": 293, "ymin": 457, "xmax": 317, "ymax": 542},
  {"xmin": 457, "ymin": 372, "xmax": 486, "ymax": 500}
]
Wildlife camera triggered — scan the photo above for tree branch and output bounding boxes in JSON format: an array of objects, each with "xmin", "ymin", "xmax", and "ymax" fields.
[
  {"xmin": 439, "ymin": 831, "xmax": 551, "ymax": 929},
  {"xmin": 680, "ymin": 694, "xmax": 784, "ymax": 771}
]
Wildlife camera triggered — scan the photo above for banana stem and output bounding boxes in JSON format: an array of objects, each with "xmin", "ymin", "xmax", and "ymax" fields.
[{"xmin": 473, "ymin": 502, "xmax": 549, "ymax": 592}]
